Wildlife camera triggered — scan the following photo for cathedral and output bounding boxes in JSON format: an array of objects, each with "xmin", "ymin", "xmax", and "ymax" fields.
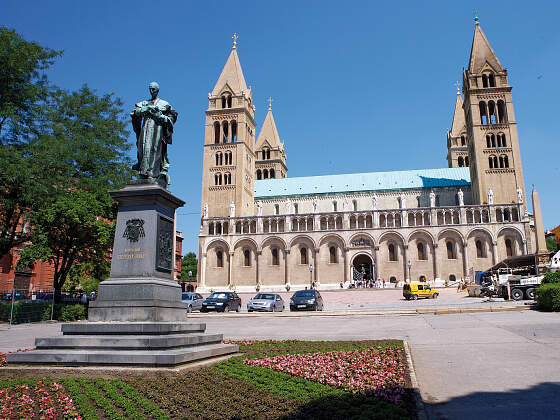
[{"xmin": 196, "ymin": 22, "xmax": 547, "ymax": 292}]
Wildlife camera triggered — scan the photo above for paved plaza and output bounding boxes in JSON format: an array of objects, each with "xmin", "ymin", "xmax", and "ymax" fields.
[{"xmin": 0, "ymin": 297, "xmax": 558, "ymax": 419}]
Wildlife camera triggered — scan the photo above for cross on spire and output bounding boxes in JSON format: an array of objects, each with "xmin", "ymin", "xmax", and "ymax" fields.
[
  {"xmin": 267, "ymin": 97, "xmax": 273, "ymax": 110},
  {"xmin": 455, "ymin": 81, "xmax": 461, "ymax": 94},
  {"xmin": 473, "ymin": 10, "xmax": 479, "ymax": 26},
  {"xmin": 232, "ymin": 33, "xmax": 238, "ymax": 49}
]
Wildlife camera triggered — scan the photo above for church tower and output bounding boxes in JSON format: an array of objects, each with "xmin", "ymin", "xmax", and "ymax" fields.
[
  {"xmin": 462, "ymin": 19, "xmax": 526, "ymax": 205},
  {"xmin": 255, "ymin": 100, "xmax": 288, "ymax": 179},
  {"xmin": 201, "ymin": 36, "xmax": 256, "ymax": 218},
  {"xmin": 447, "ymin": 86, "xmax": 469, "ymax": 168}
]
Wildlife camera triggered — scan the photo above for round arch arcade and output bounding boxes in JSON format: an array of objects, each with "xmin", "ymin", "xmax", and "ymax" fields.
[{"xmin": 351, "ymin": 253, "xmax": 375, "ymax": 285}]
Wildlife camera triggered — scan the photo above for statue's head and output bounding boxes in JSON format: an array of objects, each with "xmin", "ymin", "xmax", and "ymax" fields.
[{"xmin": 149, "ymin": 81, "xmax": 160, "ymax": 99}]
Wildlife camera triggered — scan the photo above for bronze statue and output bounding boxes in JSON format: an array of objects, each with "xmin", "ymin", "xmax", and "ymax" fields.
[{"xmin": 131, "ymin": 82, "xmax": 178, "ymax": 188}]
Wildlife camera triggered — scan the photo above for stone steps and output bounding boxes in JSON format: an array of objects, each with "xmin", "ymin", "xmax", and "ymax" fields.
[
  {"xmin": 7, "ymin": 343, "xmax": 238, "ymax": 367},
  {"xmin": 61, "ymin": 322, "xmax": 206, "ymax": 335}
]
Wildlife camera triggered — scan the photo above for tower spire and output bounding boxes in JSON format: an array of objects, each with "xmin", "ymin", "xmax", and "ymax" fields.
[
  {"xmin": 267, "ymin": 97, "xmax": 273, "ymax": 111},
  {"xmin": 232, "ymin": 33, "xmax": 238, "ymax": 49}
]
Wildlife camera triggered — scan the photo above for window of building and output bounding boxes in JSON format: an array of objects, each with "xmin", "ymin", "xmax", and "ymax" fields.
[
  {"xmin": 329, "ymin": 246, "xmax": 338, "ymax": 263},
  {"xmin": 489, "ymin": 74, "xmax": 496, "ymax": 87},
  {"xmin": 294, "ymin": 203, "xmax": 299, "ymax": 214},
  {"xmin": 216, "ymin": 250, "xmax": 223, "ymax": 268},
  {"xmin": 482, "ymin": 74, "xmax": 489, "ymax": 88},
  {"xmin": 214, "ymin": 173, "xmax": 222, "ymax": 185},
  {"xmin": 417, "ymin": 242, "xmax": 426, "ymax": 260},
  {"xmin": 390, "ymin": 276, "xmax": 397, "ymax": 283},
  {"xmin": 446, "ymin": 241, "xmax": 456, "ymax": 259},
  {"xmin": 505, "ymin": 239, "xmax": 513, "ymax": 257},
  {"xmin": 388, "ymin": 243, "xmax": 397, "ymax": 261},
  {"xmin": 352, "ymin": 200, "xmax": 358, "ymax": 211},
  {"xmin": 465, "ymin": 156, "xmax": 469, "ymax": 167},
  {"xmin": 223, "ymin": 173, "xmax": 231, "ymax": 185},
  {"xmin": 461, "ymin": 135, "xmax": 466, "ymax": 146},
  {"xmin": 272, "ymin": 248, "xmax": 279, "ymax": 265},
  {"xmin": 300, "ymin": 247, "xmax": 308, "ymax": 265},
  {"xmin": 274, "ymin": 204, "xmax": 279, "ymax": 215},
  {"xmin": 332, "ymin": 201, "xmax": 337, "ymax": 212},
  {"xmin": 419, "ymin": 275, "xmax": 426, "ymax": 282},
  {"xmin": 435, "ymin": 195, "xmax": 440, "ymax": 207},
  {"xmin": 231, "ymin": 121, "xmax": 237, "ymax": 142},
  {"xmin": 263, "ymin": 169, "xmax": 269, "ymax": 179},
  {"xmin": 458, "ymin": 156, "xmax": 464, "ymax": 167},
  {"xmin": 243, "ymin": 249, "xmax": 251, "ymax": 267},
  {"xmin": 476, "ymin": 240, "xmax": 485, "ymax": 258},
  {"xmin": 449, "ymin": 274, "xmax": 456, "ymax": 282},
  {"xmin": 214, "ymin": 122, "xmax": 220, "ymax": 144},
  {"xmin": 497, "ymin": 100, "xmax": 507, "ymax": 123},
  {"xmin": 270, "ymin": 169, "xmax": 275, "ymax": 178},
  {"xmin": 256, "ymin": 169, "xmax": 262, "ymax": 179},
  {"xmin": 479, "ymin": 101, "xmax": 488, "ymax": 125}
]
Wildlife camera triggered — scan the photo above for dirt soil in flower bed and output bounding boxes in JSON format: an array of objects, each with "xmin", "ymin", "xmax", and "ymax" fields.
[{"xmin": 1, "ymin": 340, "xmax": 417, "ymax": 419}]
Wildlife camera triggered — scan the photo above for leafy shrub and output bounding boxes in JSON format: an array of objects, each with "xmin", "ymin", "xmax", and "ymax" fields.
[
  {"xmin": 0, "ymin": 301, "xmax": 51, "ymax": 323},
  {"xmin": 536, "ymin": 284, "xmax": 560, "ymax": 311},
  {"xmin": 59, "ymin": 304, "xmax": 86, "ymax": 321},
  {"xmin": 541, "ymin": 271, "xmax": 560, "ymax": 285}
]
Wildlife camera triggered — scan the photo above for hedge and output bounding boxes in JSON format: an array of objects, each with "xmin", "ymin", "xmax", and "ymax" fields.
[
  {"xmin": 541, "ymin": 271, "xmax": 560, "ymax": 285},
  {"xmin": 536, "ymin": 284, "xmax": 560, "ymax": 312},
  {"xmin": 0, "ymin": 302, "xmax": 87, "ymax": 324}
]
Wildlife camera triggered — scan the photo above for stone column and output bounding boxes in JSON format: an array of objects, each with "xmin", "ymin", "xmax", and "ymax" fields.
[
  {"xmin": 522, "ymin": 239, "xmax": 528, "ymax": 255},
  {"xmin": 343, "ymin": 214, "xmax": 350, "ymax": 229},
  {"xmin": 459, "ymin": 207, "xmax": 466, "ymax": 224},
  {"xmin": 432, "ymin": 243, "xmax": 439, "ymax": 281},
  {"xmin": 314, "ymin": 248, "xmax": 320, "ymax": 284},
  {"xmin": 343, "ymin": 248, "xmax": 348, "ymax": 284},
  {"xmin": 284, "ymin": 249, "xmax": 291, "ymax": 285},
  {"xmin": 373, "ymin": 211, "xmax": 378, "ymax": 227},
  {"xmin": 403, "ymin": 245, "xmax": 409, "ymax": 282},
  {"xmin": 462, "ymin": 242, "xmax": 469, "ymax": 279},
  {"xmin": 228, "ymin": 252, "xmax": 234, "ymax": 286},
  {"xmin": 488, "ymin": 206, "xmax": 494, "ymax": 222},
  {"xmin": 492, "ymin": 241, "xmax": 498, "ymax": 265},
  {"xmin": 373, "ymin": 246, "xmax": 379, "ymax": 281},
  {"xmin": 257, "ymin": 217, "xmax": 263, "ymax": 233},
  {"xmin": 256, "ymin": 251, "xmax": 262, "ymax": 285},
  {"xmin": 200, "ymin": 253, "xmax": 207, "ymax": 289},
  {"xmin": 402, "ymin": 211, "xmax": 408, "ymax": 227}
]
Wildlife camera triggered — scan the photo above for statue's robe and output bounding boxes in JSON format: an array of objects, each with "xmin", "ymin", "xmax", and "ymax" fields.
[{"xmin": 131, "ymin": 98, "xmax": 178, "ymax": 185}]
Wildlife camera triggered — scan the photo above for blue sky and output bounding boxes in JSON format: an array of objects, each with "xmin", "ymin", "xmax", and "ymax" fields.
[{"xmin": 3, "ymin": 1, "xmax": 560, "ymax": 254}]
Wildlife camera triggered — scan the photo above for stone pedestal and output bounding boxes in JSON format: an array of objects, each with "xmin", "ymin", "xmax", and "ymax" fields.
[{"xmin": 7, "ymin": 184, "xmax": 238, "ymax": 367}]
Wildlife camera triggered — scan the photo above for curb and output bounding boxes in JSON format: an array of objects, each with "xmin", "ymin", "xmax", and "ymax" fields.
[
  {"xmin": 188, "ymin": 305, "xmax": 528, "ymax": 318},
  {"xmin": 403, "ymin": 340, "xmax": 428, "ymax": 420}
]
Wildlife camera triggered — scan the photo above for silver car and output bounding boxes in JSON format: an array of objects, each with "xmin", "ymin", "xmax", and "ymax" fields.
[
  {"xmin": 247, "ymin": 293, "xmax": 284, "ymax": 312},
  {"xmin": 182, "ymin": 292, "xmax": 204, "ymax": 313}
]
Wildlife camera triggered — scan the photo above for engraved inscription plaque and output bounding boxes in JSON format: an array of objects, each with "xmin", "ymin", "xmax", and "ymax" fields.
[{"xmin": 156, "ymin": 216, "xmax": 173, "ymax": 272}]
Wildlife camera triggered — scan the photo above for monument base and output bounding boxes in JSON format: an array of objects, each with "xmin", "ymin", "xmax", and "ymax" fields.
[
  {"xmin": 6, "ymin": 184, "xmax": 239, "ymax": 367},
  {"xmin": 7, "ymin": 322, "xmax": 238, "ymax": 367}
]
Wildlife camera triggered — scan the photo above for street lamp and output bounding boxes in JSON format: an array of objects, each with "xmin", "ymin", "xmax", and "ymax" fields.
[
  {"xmin": 407, "ymin": 260, "xmax": 412, "ymax": 283},
  {"xmin": 188, "ymin": 270, "xmax": 193, "ymax": 292},
  {"xmin": 309, "ymin": 264, "xmax": 313, "ymax": 289}
]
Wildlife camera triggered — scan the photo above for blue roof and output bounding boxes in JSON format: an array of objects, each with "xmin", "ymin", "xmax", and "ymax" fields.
[{"xmin": 255, "ymin": 167, "xmax": 471, "ymax": 198}]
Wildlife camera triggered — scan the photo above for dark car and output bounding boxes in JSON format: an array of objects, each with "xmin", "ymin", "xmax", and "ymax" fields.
[
  {"xmin": 290, "ymin": 289, "xmax": 324, "ymax": 311},
  {"xmin": 201, "ymin": 292, "xmax": 242, "ymax": 313}
]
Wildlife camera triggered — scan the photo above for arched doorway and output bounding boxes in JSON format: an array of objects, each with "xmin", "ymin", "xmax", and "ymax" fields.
[{"xmin": 352, "ymin": 254, "xmax": 374, "ymax": 284}]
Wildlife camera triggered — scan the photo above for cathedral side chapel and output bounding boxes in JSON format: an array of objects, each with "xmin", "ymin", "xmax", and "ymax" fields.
[{"xmin": 197, "ymin": 24, "xmax": 546, "ymax": 292}]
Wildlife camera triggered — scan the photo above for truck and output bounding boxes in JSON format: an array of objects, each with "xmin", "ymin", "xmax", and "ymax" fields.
[{"xmin": 480, "ymin": 252, "xmax": 556, "ymax": 301}]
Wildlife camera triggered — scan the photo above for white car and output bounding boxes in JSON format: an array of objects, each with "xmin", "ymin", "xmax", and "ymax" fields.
[
  {"xmin": 247, "ymin": 293, "xmax": 284, "ymax": 312},
  {"xmin": 182, "ymin": 292, "xmax": 204, "ymax": 313}
]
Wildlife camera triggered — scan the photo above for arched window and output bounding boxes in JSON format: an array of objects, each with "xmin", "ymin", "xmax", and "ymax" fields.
[
  {"xmin": 388, "ymin": 243, "xmax": 397, "ymax": 261},
  {"xmin": 227, "ymin": 95, "xmax": 232, "ymax": 108},
  {"xmin": 224, "ymin": 173, "xmax": 231, "ymax": 185},
  {"xmin": 294, "ymin": 203, "xmax": 299, "ymax": 214},
  {"xmin": 214, "ymin": 122, "xmax": 221, "ymax": 144},
  {"xmin": 263, "ymin": 169, "xmax": 269, "ymax": 179},
  {"xmin": 465, "ymin": 156, "xmax": 469, "ymax": 167},
  {"xmin": 274, "ymin": 204, "xmax": 279, "ymax": 215},
  {"xmin": 482, "ymin": 74, "xmax": 489, "ymax": 88},
  {"xmin": 225, "ymin": 151, "xmax": 232, "ymax": 165},
  {"xmin": 419, "ymin": 275, "xmax": 426, "ymax": 282},
  {"xmin": 499, "ymin": 155, "xmax": 504, "ymax": 168},
  {"xmin": 215, "ymin": 173, "xmax": 222, "ymax": 185},
  {"xmin": 270, "ymin": 169, "xmax": 275, "ymax": 178},
  {"xmin": 256, "ymin": 169, "xmax": 262, "ymax": 180},
  {"xmin": 446, "ymin": 241, "xmax": 456, "ymax": 259},
  {"xmin": 300, "ymin": 247, "xmax": 308, "ymax": 264},
  {"xmin": 353, "ymin": 200, "xmax": 358, "ymax": 211},
  {"xmin": 417, "ymin": 242, "xmax": 426, "ymax": 260},
  {"xmin": 486, "ymin": 135, "xmax": 491, "ymax": 148},
  {"xmin": 458, "ymin": 156, "xmax": 464, "ymax": 167},
  {"xmin": 221, "ymin": 96, "xmax": 227, "ymax": 109},
  {"xmin": 488, "ymin": 156, "xmax": 493, "ymax": 168},
  {"xmin": 461, "ymin": 135, "xmax": 466, "ymax": 146},
  {"xmin": 243, "ymin": 249, "xmax": 251, "ymax": 266},
  {"xmin": 503, "ymin": 155, "xmax": 509, "ymax": 168},
  {"xmin": 479, "ymin": 101, "xmax": 488, "ymax": 125},
  {"xmin": 266, "ymin": 149, "xmax": 270, "ymax": 160},
  {"xmin": 489, "ymin": 73, "xmax": 496, "ymax": 87},
  {"xmin": 488, "ymin": 101, "xmax": 497, "ymax": 124},
  {"xmin": 449, "ymin": 274, "xmax": 456, "ymax": 282},
  {"xmin": 272, "ymin": 248, "xmax": 279, "ymax": 265},
  {"xmin": 505, "ymin": 239, "xmax": 513, "ymax": 257},
  {"xmin": 332, "ymin": 201, "xmax": 337, "ymax": 212},
  {"xmin": 231, "ymin": 121, "xmax": 237, "ymax": 142},
  {"xmin": 222, "ymin": 121, "xmax": 229, "ymax": 143},
  {"xmin": 329, "ymin": 246, "xmax": 337, "ymax": 263},
  {"xmin": 476, "ymin": 240, "xmax": 485, "ymax": 258},
  {"xmin": 497, "ymin": 100, "xmax": 507, "ymax": 123},
  {"xmin": 215, "ymin": 152, "xmax": 222, "ymax": 166},
  {"xmin": 216, "ymin": 250, "xmax": 223, "ymax": 268},
  {"xmin": 491, "ymin": 134, "xmax": 496, "ymax": 147},
  {"xmin": 208, "ymin": 223, "xmax": 214, "ymax": 235},
  {"xmin": 390, "ymin": 276, "xmax": 397, "ymax": 283}
]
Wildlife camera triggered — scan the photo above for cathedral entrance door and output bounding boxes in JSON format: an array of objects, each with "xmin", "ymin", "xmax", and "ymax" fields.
[{"xmin": 352, "ymin": 254, "xmax": 374, "ymax": 286}]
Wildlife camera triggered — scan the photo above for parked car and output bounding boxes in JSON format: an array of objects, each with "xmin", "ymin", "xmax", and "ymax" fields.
[
  {"xmin": 403, "ymin": 282, "xmax": 439, "ymax": 300},
  {"xmin": 289, "ymin": 289, "xmax": 324, "ymax": 311},
  {"xmin": 201, "ymin": 292, "xmax": 242, "ymax": 313},
  {"xmin": 247, "ymin": 293, "xmax": 284, "ymax": 312},
  {"xmin": 182, "ymin": 292, "xmax": 204, "ymax": 312}
]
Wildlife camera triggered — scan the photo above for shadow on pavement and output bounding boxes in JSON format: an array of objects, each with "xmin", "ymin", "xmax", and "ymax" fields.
[{"xmin": 426, "ymin": 382, "xmax": 560, "ymax": 420}]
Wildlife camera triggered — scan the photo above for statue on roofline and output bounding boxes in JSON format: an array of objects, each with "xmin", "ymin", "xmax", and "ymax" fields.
[{"xmin": 131, "ymin": 82, "xmax": 178, "ymax": 189}]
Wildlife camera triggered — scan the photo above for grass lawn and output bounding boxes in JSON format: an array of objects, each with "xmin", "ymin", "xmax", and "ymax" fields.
[{"xmin": 0, "ymin": 340, "xmax": 417, "ymax": 419}]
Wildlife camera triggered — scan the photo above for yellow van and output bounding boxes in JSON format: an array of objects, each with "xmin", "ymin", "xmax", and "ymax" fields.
[{"xmin": 403, "ymin": 282, "xmax": 439, "ymax": 300}]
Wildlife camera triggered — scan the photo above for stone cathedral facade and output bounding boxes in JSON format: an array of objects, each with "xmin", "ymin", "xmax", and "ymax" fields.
[{"xmin": 196, "ymin": 23, "xmax": 546, "ymax": 292}]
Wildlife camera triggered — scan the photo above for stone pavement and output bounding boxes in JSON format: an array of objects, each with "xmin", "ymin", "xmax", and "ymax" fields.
[{"xmin": 1, "ymin": 308, "xmax": 559, "ymax": 419}]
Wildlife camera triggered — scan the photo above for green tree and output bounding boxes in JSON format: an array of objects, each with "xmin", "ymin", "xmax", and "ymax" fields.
[
  {"xmin": 181, "ymin": 252, "xmax": 198, "ymax": 281},
  {"xmin": 17, "ymin": 85, "xmax": 132, "ymax": 302},
  {"xmin": 0, "ymin": 27, "xmax": 61, "ymax": 257},
  {"xmin": 546, "ymin": 236, "xmax": 558, "ymax": 252}
]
